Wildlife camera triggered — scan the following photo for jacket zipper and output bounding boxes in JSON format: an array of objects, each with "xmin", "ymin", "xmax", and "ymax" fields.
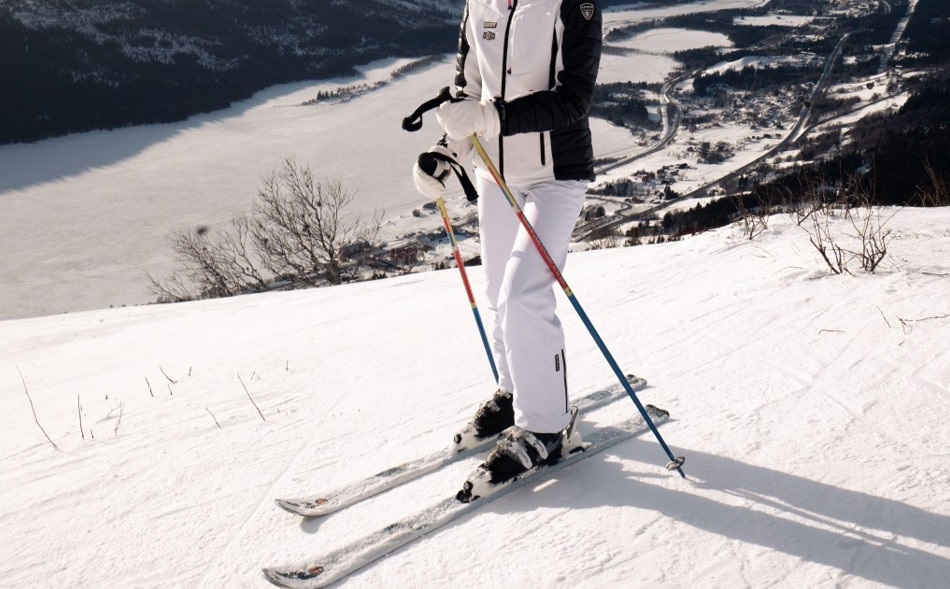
[
  {"xmin": 499, "ymin": 0, "xmax": 518, "ymax": 179},
  {"xmin": 540, "ymin": 133, "xmax": 546, "ymax": 166}
]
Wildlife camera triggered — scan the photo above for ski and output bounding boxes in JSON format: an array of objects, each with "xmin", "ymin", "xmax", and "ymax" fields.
[
  {"xmin": 262, "ymin": 405, "xmax": 670, "ymax": 588},
  {"xmin": 274, "ymin": 375, "xmax": 647, "ymax": 517}
]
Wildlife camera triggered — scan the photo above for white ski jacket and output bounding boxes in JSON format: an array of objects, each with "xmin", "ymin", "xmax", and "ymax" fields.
[{"xmin": 454, "ymin": 0, "xmax": 602, "ymax": 186}]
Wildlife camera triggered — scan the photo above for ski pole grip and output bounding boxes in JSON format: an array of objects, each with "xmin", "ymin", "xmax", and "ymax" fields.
[{"xmin": 417, "ymin": 152, "xmax": 439, "ymax": 176}]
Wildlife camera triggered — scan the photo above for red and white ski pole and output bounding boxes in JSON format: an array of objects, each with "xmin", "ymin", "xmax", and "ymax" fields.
[{"xmin": 435, "ymin": 195, "xmax": 499, "ymax": 384}]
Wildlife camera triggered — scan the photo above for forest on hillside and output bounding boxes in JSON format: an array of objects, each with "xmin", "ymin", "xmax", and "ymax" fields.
[{"xmin": 0, "ymin": 0, "xmax": 458, "ymax": 144}]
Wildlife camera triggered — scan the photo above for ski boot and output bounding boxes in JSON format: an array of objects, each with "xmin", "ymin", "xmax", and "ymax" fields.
[
  {"xmin": 457, "ymin": 407, "xmax": 585, "ymax": 503},
  {"xmin": 451, "ymin": 389, "xmax": 515, "ymax": 454}
]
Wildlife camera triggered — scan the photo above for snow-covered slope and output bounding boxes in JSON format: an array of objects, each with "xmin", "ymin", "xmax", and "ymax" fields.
[{"xmin": 2, "ymin": 209, "xmax": 948, "ymax": 588}]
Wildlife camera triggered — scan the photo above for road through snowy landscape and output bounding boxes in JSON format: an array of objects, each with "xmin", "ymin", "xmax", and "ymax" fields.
[{"xmin": 1, "ymin": 0, "xmax": 948, "ymax": 587}]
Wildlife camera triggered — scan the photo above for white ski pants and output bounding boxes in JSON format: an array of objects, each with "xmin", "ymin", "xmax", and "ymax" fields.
[{"xmin": 477, "ymin": 173, "xmax": 587, "ymax": 434}]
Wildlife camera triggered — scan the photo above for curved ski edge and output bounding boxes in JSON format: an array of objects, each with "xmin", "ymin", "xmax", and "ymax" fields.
[
  {"xmin": 262, "ymin": 411, "xmax": 670, "ymax": 588},
  {"xmin": 273, "ymin": 374, "xmax": 648, "ymax": 518}
]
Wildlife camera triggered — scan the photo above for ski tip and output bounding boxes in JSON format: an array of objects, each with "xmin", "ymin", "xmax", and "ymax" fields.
[
  {"xmin": 276, "ymin": 496, "xmax": 332, "ymax": 515},
  {"xmin": 262, "ymin": 564, "xmax": 326, "ymax": 588},
  {"xmin": 274, "ymin": 499, "xmax": 299, "ymax": 514},
  {"xmin": 261, "ymin": 569, "xmax": 281, "ymax": 588}
]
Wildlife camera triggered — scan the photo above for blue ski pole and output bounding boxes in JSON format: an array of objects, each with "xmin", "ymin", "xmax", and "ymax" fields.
[{"xmin": 470, "ymin": 135, "xmax": 686, "ymax": 477}]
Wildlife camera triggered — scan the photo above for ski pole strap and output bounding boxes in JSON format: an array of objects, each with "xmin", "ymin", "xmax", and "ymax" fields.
[
  {"xmin": 418, "ymin": 151, "xmax": 479, "ymax": 203},
  {"xmin": 402, "ymin": 86, "xmax": 457, "ymax": 132}
]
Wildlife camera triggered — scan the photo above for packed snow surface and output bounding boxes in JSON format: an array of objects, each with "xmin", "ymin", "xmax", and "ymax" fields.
[
  {"xmin": 2, "ymin": 209, "xmax": 948, "ymax": 588},
  {"xmin": 1, "ymin": 2, "xmax": 948, "ymax": 583}
]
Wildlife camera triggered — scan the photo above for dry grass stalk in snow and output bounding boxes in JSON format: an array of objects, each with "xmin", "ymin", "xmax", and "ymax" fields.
[
  {"xmin": 77, "ymin": 395, "xmax": 85, "ymax": 440},
  {"xmin": 17, "ymin": 366, "xmax": 59, "ymax": 450},
  {"xmin": 237, "ymin": 373, "xmax": 266, "ymax": 422}
]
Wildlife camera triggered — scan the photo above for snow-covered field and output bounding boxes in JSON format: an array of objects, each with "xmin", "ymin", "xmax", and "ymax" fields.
[
  {"xmin": 612, "ymin": 28, "xmax": 733, "ymax": 54},
  {"xmin": 734, "ymin": 14, "xmax": 816, "ymax": 27},
  {"xmin": 2, "ymin": 209, "xmax": 948, "ymax": 588},
  {"xmin": 598, "ymin": 51, "xmax": 682, "ymax": 85},
  {"xmin": 604, "ymin": 0, "xmax": 771, "ymax": 29}
]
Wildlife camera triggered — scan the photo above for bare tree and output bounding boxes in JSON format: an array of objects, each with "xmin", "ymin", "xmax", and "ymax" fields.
[
  {"xmin": 250, "ymin": 159, "xmax": 380, "ymax": 286},
  {"xmin": 150, "ymin": 158, "xmax": 383, "ymax": 301},
  {"xmin": 149, "ymin": 213, "xmax": 268, "ymax": 302}
]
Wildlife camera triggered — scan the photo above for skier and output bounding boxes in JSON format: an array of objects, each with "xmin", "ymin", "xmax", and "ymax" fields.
[{"xmin": 412, "ymin": 0, "xmax": 603, "ymax": 486}]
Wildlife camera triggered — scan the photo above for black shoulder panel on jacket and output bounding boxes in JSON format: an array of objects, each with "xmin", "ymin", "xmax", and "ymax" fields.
[{"xmin": 502, "ymin": 0, "xmax": 602, "ymax": 136}]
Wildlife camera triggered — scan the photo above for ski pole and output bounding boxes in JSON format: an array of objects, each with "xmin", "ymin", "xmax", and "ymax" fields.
[
  {"xmin": 435, "ymin": 196, "xmax": 499, "ymax": 384},
  {"xmin": 469, "ymin": 135, "xmax": 686, "ymax": 478}
]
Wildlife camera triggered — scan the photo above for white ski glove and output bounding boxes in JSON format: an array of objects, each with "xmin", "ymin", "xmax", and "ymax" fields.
[
  {"xmin": 436, "ymin": 99, "xmax": 501, "ymax": 140},
  {"xmin": 412, "ymin": 144, "xmax": 457, "ymax": 199}
]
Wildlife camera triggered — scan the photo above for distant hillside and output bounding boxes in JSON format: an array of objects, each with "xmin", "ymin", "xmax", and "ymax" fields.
[{"xmin": 0, "ymin": 0, "xmax": 461, "ymax": 144}]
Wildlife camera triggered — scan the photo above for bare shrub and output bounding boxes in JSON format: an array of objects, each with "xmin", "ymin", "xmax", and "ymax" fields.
[
  {"xmin": 732, "ymin": 193, "xmax": 773, "ymax": 240},
  {"xmin": 916, "ymin": 159, "xmax": 949, "ymax": 207},
  {"xmin": 806, "ymin": 206, "xmax": 851, "ymax": 274},
  {"xmin": 589, "ymin": 234, "xmax": 621, "ymax": 250},
  {"xmin": 588, "ymin": 223, "xmax": 622, "ymax": 250},
  {"xmin": 799, "ymin": 175, "xmax": 896, "ymax": 275},
  {"xmin": 252, "ymin": 160, "xmax": 381, "ymax": 286},
  {"xmin": 846, "ymin": 194, "xmax": 895, "ymax": 273},
  {"xmin": 785, "ymin": 177, "xmax": 840, "ymax": 227}
]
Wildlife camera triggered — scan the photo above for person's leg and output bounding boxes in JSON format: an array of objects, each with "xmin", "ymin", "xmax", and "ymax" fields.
[
  {"xmin": 476, "ymin": 173, "xmax": 522, "ymax": 394},
  {"xmin": 498, "ymin": 180, "xmax": 588, "ymax": 434}
]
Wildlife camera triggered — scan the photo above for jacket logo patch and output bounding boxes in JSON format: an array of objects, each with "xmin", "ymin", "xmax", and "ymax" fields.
[
  {"xmin": 483, "ymin": 31, "xmax": 496, "ymax": 40},
  {"xmin": 484, "ymin": 21, "xmax": 497, "ymax": 28},
  {"xmin": 580, "ymin": 2, "xmax": 595, "ymax": 20}
]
